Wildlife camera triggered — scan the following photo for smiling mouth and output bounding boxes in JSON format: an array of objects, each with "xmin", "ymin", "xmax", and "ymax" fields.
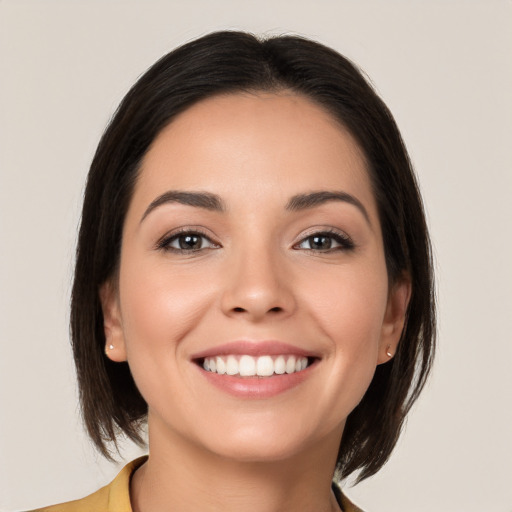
[{"xmin": 199, "ymin": 354, "xmax": 316, "ymax": 377}]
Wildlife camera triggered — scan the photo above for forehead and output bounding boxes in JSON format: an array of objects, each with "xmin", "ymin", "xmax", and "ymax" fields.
[{"xmin": 133, "ymin": 92, "xmax": 377, "ymax": 218}]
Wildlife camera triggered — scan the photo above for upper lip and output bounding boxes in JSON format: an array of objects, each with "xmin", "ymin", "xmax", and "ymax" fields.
[{"xmin": 190, "ymin": 340, "xmax": 320, "ymax": 360}]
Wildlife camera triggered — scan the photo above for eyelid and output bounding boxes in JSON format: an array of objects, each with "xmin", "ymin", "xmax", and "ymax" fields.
[
  {"xmin": 292, "ymin": 227, "xmax": 355, "ymax": 251},
  {"xmin": 155, "ymin": 226, "xmax": 221, "ymax": 252}
]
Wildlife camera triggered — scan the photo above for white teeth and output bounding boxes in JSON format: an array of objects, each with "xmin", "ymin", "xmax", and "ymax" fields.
[
  {"xmin": 226, "ymin": 355, "xmax": 238, "ymax": 375},
  {"xmin": 256, "ymin": 355, "xmax": 274, "ymax": 377},
  {"xmin": 216, "ymin": 356, "xmax": 226, "ymax": 374},
  {"xmin": 285, "ymin": 356, "xmax": 296, "ymax": 374},
  {"xmin": 274, "ymin": 355, "xmax": 286, "ymax": 374},
  {"xmin": 202, "ymin": 355, "xmax": 309, "ymax": 377},
  {"xmin": 239, "ymin": 355, "xmax": 256, "ymax": 376}
]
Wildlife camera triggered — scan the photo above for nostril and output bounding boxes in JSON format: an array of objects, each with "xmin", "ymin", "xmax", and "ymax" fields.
[{"xmin": 231, "ymin": 306, "xmax": 282, "ymax": 314}]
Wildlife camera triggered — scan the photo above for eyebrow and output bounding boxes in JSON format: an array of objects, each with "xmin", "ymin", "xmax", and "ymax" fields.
[
  {"xmin": 140, "ymin": 191, "xmax": 225, "ymax": 223},
  {"xmin": 286, "ymin": 191, "xmax": 371, "ymax": 224},
  {"xmin": 140, "ymin": 189, "xmax": 370, "ymax": 225}
]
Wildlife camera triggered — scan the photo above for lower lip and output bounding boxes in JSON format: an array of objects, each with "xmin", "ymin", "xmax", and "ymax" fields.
[{"xmin": 197, "ymin": 364, "xmax": 315, "ymax": 399}]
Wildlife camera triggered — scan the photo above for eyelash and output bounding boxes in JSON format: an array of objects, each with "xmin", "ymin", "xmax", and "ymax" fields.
[
  {"xmin": 156, "ymin": 228, "xmax": 219, "ymax": 254},
  {"xmin": 156, "ymin": 228, "xmax": 354, "ymax": 254},
  {"xmin": 293, "ymin": 229, "xmax": 355, "ymax": 253}
]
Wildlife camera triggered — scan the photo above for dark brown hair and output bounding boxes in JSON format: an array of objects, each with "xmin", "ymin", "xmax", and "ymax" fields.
[{"xmin": 71, "ymin": 30, "xmax": 435, "ymax": 482}]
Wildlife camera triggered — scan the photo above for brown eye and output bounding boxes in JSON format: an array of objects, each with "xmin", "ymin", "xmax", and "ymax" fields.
[
  {"xmin": 307, "ymin": 235, "xmax": 333, "ymax": 250},
  {"xmin": 295, "ymin": 231, "xmax": 354, "ymax": 252},
  {"xmin": 159, "ymin": 231, "xmax": 219, "ymax": 253},
  {"xmin": 177, "ymin": 234, "xmax": 203, "ymax": 250}
]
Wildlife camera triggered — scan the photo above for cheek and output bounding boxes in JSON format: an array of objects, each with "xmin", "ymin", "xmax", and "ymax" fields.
[
  {"xmin": 118, "ymin": 256, "xmax": 215, "ymax": 359},
  {"xmin": 116, "ymin": 255, "xmax": 219, "ymax": 415},
  {"xmin": 301, "ymin": 262, "xmax": 389, "ymax": 390},
  {"xmin": 306, "ymin": 264, "xmax": 388, "ymax": 344}
]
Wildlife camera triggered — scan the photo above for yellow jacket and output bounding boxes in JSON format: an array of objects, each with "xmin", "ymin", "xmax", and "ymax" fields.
[{"xmin": 31, "ymin": 457, "xmax": 363, "ymax": 512}]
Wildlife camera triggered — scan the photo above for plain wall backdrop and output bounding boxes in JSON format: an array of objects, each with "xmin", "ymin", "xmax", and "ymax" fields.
[{"xmin": 1, "ymin": 1, "xmax": 511, "ymax": 511}]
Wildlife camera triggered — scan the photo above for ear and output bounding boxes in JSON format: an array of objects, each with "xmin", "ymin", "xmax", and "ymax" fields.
[
  {"xmin": 99, "ymin": 280, "xmax": 127, "ymax": 362},
  {"xmin": 377, "ymin": 273, "xmax": 411, "ymax": 364}
]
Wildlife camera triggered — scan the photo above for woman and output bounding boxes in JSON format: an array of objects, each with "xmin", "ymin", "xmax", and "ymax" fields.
[{"xmin": 34, "ymin": 31, "xmax": 435, "ymax": 512}]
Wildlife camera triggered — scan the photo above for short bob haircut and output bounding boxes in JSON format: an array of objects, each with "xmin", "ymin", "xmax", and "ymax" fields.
[{"xmin": 71, "ymin": 30, "xmax": 435, "ymax": 482}]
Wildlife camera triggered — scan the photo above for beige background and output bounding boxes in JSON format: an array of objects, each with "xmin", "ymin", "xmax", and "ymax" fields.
[{"xmin": 1, "ymin": 1, "xmax": 511, "ymax": 511}]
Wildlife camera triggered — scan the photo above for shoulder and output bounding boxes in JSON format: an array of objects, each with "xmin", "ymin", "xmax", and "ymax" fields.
[
  {"xmin": 28, "ymin": 457, "xmax": 147, "ymax": 512},
  {"xmin": 28, "ymin": 485, "xmax": 111, "ymax": 512}
]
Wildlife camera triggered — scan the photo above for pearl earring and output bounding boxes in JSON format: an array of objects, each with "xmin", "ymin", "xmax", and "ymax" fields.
[{"xmin": 386, "ymin": 346, "xmax": 393, "ymax": 358}]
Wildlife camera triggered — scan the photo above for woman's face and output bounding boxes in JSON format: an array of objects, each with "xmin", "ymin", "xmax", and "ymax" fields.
[{"xmin": 102, "ymin": 92, "xmax": 409, "ymax": 463}]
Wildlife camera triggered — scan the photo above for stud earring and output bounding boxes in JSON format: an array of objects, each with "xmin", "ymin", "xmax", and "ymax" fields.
[
  {"xmin": 386, "ymin": 346, "xmax": 393, "ymax": 358},
  {"xmin": 105, "ymin": 344, "xmax": 114, "ymax": 355}
]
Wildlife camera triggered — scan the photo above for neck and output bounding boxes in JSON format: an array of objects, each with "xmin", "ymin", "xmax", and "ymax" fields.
[{"xmin": 130, "ymin": 415, "xmax": 343, "ymax": 512}]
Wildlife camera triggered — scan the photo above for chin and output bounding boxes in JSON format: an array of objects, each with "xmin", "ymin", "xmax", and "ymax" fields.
[
  {"xmin": 208, "ymin": 436, "xmax": 309, "ymax": 464},
  {"xmin": 196, "ymin": 418, "xmax": 337, "ymax": 465}
]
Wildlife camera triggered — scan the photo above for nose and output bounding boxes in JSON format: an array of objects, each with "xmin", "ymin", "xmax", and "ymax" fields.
[{"xmin": 220, "ymin": 244, "xmax": 296, "ymax": 322}]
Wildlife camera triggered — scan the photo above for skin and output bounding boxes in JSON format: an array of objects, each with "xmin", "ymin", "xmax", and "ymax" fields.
[{"xmin": 101, "ymin": 92, "xmax": 410, "ymax": 512}]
